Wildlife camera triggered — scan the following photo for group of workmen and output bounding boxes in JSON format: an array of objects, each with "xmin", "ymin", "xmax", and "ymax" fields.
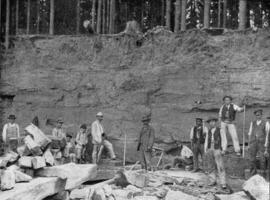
[
  {"xmin": 1, "ymin": 112, "xmax": 116, "ymax": 164},
  {"xmin": 137, "ymin": 95, "xmax": 270, "ymax": 189},
  {"xmin": 1, "ymin": 95, "xmax": 270, "ymax": 189}
]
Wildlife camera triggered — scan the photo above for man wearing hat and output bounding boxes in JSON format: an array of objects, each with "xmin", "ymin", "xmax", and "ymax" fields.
[
  {"xmin": 247, "ymin": 109, "xmax": 269, "ymax": 176},
  {"xmin": 2, "ymin": 114, "xmax": 20, "ymax": 152},
  {"xmin": 219, "ymin": 96, "xmax": 244, "ymax": 155},
  {"xmin": 91, "ymin": 112, "xmax": 116, "ymax": 164},
  {"xmin": 137, "ymin": 114, "xmax": 155, "ymax": 171},
  {"xmin": 75, "ymin": 124, "xmax": 88, "ymax": 163},
  {"xmin": 190, "ymin": 118, "xmax": 208, "ymax": 172},
  {"xmin": 52, "ymin": 118, "xmax": 67, "ymax": 164},
  {"xmin": 204, "ymin": 117, "xmax": 227, "ymax": 189}
]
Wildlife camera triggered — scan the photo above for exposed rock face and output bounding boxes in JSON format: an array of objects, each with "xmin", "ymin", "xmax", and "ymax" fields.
[{"xmin": 1, "ymin": 29, "xmax": 270, "ymax": 162}]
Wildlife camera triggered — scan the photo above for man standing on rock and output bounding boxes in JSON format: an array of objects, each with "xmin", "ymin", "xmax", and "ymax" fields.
[
  {"xmin": 204, "ymin": 117, "xmax": 227, "ymax": 189},
  {"xmin": 2, "ymin": 114, "xmax": 20, "ymax": 152},
  {"xmin": 91, "ymin": 112, "xmax": 116, "ymax": 164},
  {"xmin": 137, "ymin": 115, "xmax": 155, "ymax": 171},
  {"xmin": 219, "ymin": 96, "xmax": 244, "ymax": 156},
  {"xmin": 190, "ymin": 118, "xmax": 208, "ymax": 172},
  {"xmin": 247, "ymin": 109, "xmax": 269, "ymax": 176}
]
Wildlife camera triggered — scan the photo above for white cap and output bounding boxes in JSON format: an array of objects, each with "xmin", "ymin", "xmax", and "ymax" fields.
[{"xmin": 96, "ymin": 112, "xmax": 103, "ymax": 117}]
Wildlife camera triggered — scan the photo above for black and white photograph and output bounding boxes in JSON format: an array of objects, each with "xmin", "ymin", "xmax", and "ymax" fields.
[{"xmin": 0, "ymin": 0, "xmax": 269, "ymax": 199}]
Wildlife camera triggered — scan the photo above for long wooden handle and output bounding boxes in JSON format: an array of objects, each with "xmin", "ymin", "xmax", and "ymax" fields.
[{"xmin": 242, "ymin": 105, "xmax": 246, "ymax": 158}]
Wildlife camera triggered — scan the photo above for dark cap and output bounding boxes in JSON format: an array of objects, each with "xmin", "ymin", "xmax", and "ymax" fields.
[
  {"xmin": 142, "ymin": 115, "xmax": 151, "ymax": 122},
  {"xmin": 223, "ymin": 95, "xmax": 233, "ymax": 101},
  {"xmin": 206, "ymin": 117, "xmax": 218, "ymax": 123},
  {"xmin": 57, "ymin": 118, "xmax": 64, "ymax": 123},
  {"xmin": 254, "ymin": 109, "xmax": 263, "ymax": 115},
  {"xmin": 66, "ymin": 133, "xmax": 72, "ymax": 138},
  {"xmin": 195, "ymin": 118, "xmax": 203, "ymax": 122},
  {"xmin": 80, "ymin": 124, "xmax": 87, "ymax": 129},
  {"xmin": 8, "ymin": 115, "xmax": 16, "ymax": 120}
]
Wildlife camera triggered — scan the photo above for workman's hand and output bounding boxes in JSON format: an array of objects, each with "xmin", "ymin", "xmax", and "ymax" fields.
[{"xmin": 264, "ymin": 150, "xmax": 269, "ymax": 158}]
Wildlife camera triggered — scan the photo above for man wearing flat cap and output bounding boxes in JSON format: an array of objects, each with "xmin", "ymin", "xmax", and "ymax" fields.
[
  {"xmin": 219, "ymin": 95, "xmax": 244, "ymax": 156},
  {"xmin": 190, "ymin": 118, "xmax": 208, "ymax": 172},
  {"xmin": 204, "ymin": 117, "xmax": 227, "ymax": 189},
  {"xmin": 137, "ymin": 114, "xmax": 155, "ymax": 171},
  {"xmin": 247, "ymin": 109, "xmax": 269, "ymax": 176},
  {"xmin": 2, "ymin": 114, "xmax": 20, "ymax": 152},
  {"xmin": 91, "ymin": 112, "xmax": 116, "ymax": 164}
]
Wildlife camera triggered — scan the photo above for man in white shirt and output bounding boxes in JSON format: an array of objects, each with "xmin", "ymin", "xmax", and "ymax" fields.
[
  {"xmin": 219, "ymin": 96, "xmax": 244, "ymax": 155},
  {"xmin": 247, "ymin": 109, "xmax": 269, "ymax": 176},
  {"xmin": 91, "ymin": 112, "xmax": 116, "ymax": 164},
  {"xmin": 2, "ymin": 114, "xmax": 20, "ymax": 152}
]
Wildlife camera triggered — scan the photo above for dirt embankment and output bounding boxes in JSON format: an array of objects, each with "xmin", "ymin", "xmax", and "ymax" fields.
[{"xmin": 1, "ymin": 29, "xmax": 270, "ymax": 162}]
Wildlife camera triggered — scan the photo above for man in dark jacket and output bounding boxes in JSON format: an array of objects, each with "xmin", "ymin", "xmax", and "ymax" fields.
[
  {"xmin": 137, "ymin": 115, "xmax": 155, "ymax": 171},
  {"xmin": 190, "ymin": 118, "xmax": 208, "ymax": 172},
  {"xmin": 247, "ymin": 109, "xmax": 269, "ymax": 176},
  {"xmin": 205, "ymin": 117, "xmax": 227, "ymax": 189}
]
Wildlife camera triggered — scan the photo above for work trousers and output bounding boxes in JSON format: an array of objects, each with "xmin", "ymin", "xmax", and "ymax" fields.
[
  {"xmin": 139, "ymin": 149, "xmax": 152, "ymax": 170},
  {"xmin": 92, "ymin": 140, "xmax": 116, "ymax": 164},
  {"xmin": 249, "ymin": 140, "xmax": 266, "ymax": 176},
  {"xmin": 220, "ymin": 122, "xmax": 240, "ymax": 153},
  {"xmin": 206, "ymin": 149, "xmax": 226, "ymax": 185},
  {"xmin": 192, "ymin": 143, "xmax": 204, "ymax": 170}
]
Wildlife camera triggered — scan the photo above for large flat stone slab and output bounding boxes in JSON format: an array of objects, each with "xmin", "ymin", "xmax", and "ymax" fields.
[
  {"xmin": 36, "ymin": 163, "xmax": 97, "ymax": 190},
  {"xmin": 0, "ymin": 177, "xmax": 66, "ymax": 200},
  {"xmin": 217, "ymin": 191, "xmax": 249, "ymax": 200}
]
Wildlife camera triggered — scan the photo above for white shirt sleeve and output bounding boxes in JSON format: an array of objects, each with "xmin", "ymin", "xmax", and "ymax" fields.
[
  {"xmin": 233, "ymin": 104, "xmax": 243, "ymax": 112},
  {"xmin": 219, "ymin": 105, "xmax": 224, "ymax": 118},
  {"xmin": 248, "ymin": 122, "xmax": 253, "ymax": 136},
  {"xmin": 16, "ymin": 124, "xmax": 20, "ymax": 138},
  {"xmin": 2, "ymin": 124, "xmax": 7, "ymax": 143},
  {"xmin": 265, "ymin": 122, "xmax": 269, "ymax": 148},
  {"xmin": 190, "ymin": 127, "xmax": 194, "ymax": 140},
  {"xmin": 204, "ymin": 131, "xmax": 208, "ymax": 153}
]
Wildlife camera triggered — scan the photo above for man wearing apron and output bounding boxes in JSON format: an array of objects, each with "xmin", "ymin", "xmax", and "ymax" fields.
[{"xmin": 2, "ymin": 115, "xmax": 20, "ymax": 152}]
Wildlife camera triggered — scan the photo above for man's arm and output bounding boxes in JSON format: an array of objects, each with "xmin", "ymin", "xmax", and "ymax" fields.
[
  {"xmin": 204, "ymin": 131, "xmax": 208, "ymax": 153},
  {"xmin": 265, "ymin": 122, "xmax": 269, "ymax": 149},
  {"xmin": 2, "ymin": 124, "xmax": 7, "ymax": 143},
  {"xmin": 16, "ymin": 124, "xmax": 20, "ymax": 139},
  {"xmin": 233, "ymin": 104, "xmax": 244, "ymax": 112},
  {"xmin": 190, "ymin": 127, "xmax": 194, "ymax": 141},
  {"xmin": 148, "ymin": 128, "xmax": 155, "ymax": 150},
  {"xmin": 247, "ymin": 122, "xmax": 253, "ymax": 147}
]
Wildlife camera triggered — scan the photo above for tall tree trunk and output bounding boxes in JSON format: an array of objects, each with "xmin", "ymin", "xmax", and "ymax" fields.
[
  {"xmin": 76, "ymin": 0, "xmax": 80, "ymax": 34},
  {"xmin": 102, "ymin": 0, "xmax": 106, "ymax": 33},
  {"xmin": 204, "ymin": 0, "xmax": 210, "ymax": 28},
  {"xmin": 165, "ymin": 0, "xmax": 171, "ymax": 30},
  {"xmin": 91, "ymin": 0, "xmax": 96, "ymax": 31},
  {"xmin": 161, "ymin": 0, "xmax": 165, "ymax": 26},
  {"xmin": 106, "ymin": 0, "xmax": 110, "ymax": 33},
  {"xmin": 109, "ymin": 0, "xmax": 115, "ymax": 33},
  {"xmin": 174, "ymin": 0, "xmax": 181, "ymax": 32},
  {"xmin": 49, "ymin": 0, "xmax": 54, "ymax": 35},
  {"xmin": 238, "ymin": 0, "xmax": 247, "ymax": 30},
  {"xmin": 223, "ymin": 0, "xmax": 227, "ymax": 28},
  {"xmin": 15, "ymin": 0, "xmax": 19, "ymax": 34},
  {"xmin": 36, "ymin": 0, "xmax": 40, "ymax": 34},
  {"xmin": 97, "ymin": 0, "xmax": 102, "ymax": 34},
  {"xmin": 181, "ymin": 0, "xmax": 187, "ymax": 31},
  {"xmin": 218, "ymin": 0, "xmax": 221, "ymax": 27},
  {"xmin": 5, "ymin": 0, "xmax": 10, "ymax": 49},
  {"xmin": 0, "ymin": 0, "xmax": 2, "ymax": 36},
  {"xmin": 27, "ymin": 0, "xmax": 30, "ymax": 34}
]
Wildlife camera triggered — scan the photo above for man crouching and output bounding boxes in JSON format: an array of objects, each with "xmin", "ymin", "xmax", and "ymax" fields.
[{"xmin": 205, "ymin": 117, "xmax": 227, "ymax": 189}]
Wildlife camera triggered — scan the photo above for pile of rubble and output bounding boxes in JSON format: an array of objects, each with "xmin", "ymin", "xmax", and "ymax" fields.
[
  {"xmin": 0, "ymin": 124, "xmax": 97, "ymax": 200},
  {"xmin": 70, "ymin": 170, "xmax": 269, "ymax": 200}
]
